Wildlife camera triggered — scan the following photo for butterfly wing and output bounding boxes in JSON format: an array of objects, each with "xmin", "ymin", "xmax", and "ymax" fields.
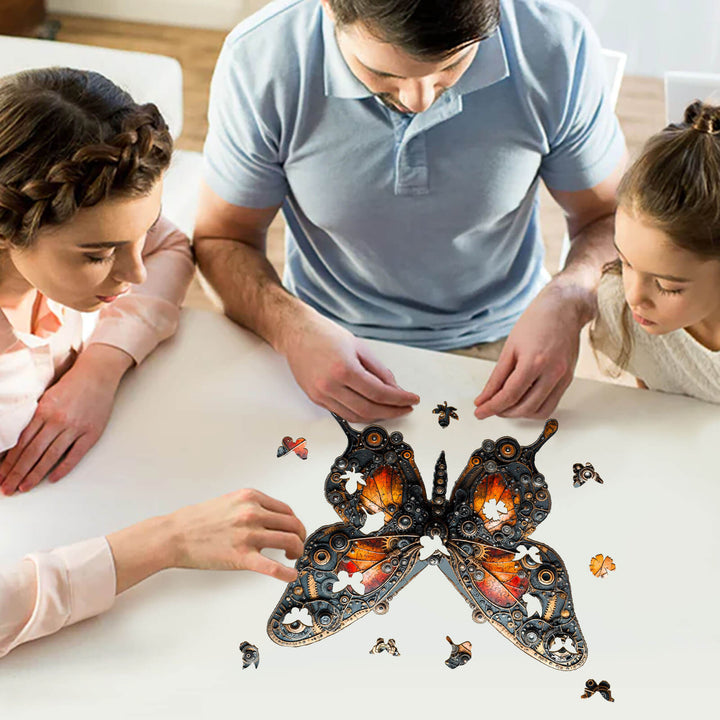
[
  {"xmin": 324, "ymin": 414, "xmax": 430, "ymax": 532},
  {"xmin": 440, "ymin": 420, "xmax": 587, "ymax": 670},
  {"xmin": 446, "ymin": 419, "xmax": 558, "ymax": 548},
  {"xmin": 438, "ymin": 538, "xmax": 587, "ymax": 669},
  {"xmin": 268, "ymin": 415, "xmax": 432, "ymax": 646},
  {"xmin": 267, "ymin": 522, "xmax": 428, "ymax": 646}
]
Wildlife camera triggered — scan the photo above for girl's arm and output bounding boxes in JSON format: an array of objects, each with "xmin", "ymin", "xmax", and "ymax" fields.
[{"xmin": 0, "ymin": 489, "xmax": 305, "ymax": 659}]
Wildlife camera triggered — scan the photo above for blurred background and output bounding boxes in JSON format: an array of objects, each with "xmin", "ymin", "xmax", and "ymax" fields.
[{"xmin": 2, "ymin": 0, "xmax": 719, "ymax": 383}]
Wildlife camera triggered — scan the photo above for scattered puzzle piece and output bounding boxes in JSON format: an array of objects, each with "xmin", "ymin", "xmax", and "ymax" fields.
[
  {"xmin": 369, "ymin": 638, "xmax": 400, "ymax": 656},
  {"xmin": 445, "ymin": 636, "xmax": 472, "ymax": 669},
  {"xmin": 590, "ymin": 554, "xmax": 616, "ymax": 578},
  {"xmin": 572, "ymin": 462, "xmax": 603, "ymax": 487},
  {"xmin": 432, "ymin": 401, "xmax": 459, "ymax": 428},
  {"xmin": 277, "ymin": 436, "xmax": 308, "ymax": 460},
  {"xmin": 581, "ymin": 679, "xmax": 615, "ymax": 702},
  {"xmin": 239, "ymin": 641, "xmax": 260, "ymax": 669}
]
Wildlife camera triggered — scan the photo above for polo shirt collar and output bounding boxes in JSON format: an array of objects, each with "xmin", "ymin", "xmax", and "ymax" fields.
[
  {"xmin": 323, "ymin": 9, "xmax": 372, "ymax": 99},
  {"xmin": 322, "ymin": 9, "xmax": 509, "ymax": 101},
  {"xmin": 451, "ymin": 29, "xmax": 509, "ymax": 97}
]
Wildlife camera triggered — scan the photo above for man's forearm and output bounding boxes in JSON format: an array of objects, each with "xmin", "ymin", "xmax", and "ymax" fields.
[
  {"xmin": 552, "ymin": 213, "xmax": 617, "ymax": 325},
  {"xmin": 195, "ymin": 239, "xmax": 305, "ymax": 353}
]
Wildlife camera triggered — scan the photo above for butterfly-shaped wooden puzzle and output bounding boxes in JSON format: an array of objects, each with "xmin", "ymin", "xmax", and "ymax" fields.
[
  {"xmin": 267, "ymin": 415, "xmax": 587, "ymax": 670},
  {"xmin": 277, "ymin": 436, "xmax": 308, "ymax": 460}
]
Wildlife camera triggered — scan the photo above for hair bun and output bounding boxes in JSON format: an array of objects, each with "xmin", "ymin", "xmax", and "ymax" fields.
[{"xmin": 684, "ymin": 100, "xmax": 720, "ymax": 135}]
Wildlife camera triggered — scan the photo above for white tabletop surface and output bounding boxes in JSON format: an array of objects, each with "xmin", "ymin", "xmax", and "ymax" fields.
[{"xmin": 0, "ymin": 308, "xmax": 717, "ymax": 718}]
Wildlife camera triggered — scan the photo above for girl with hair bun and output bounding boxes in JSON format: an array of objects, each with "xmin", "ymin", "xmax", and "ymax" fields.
[
  {"xmin": 591, "ymin": 101, "xmax": 720, "ymax": 402},
  {"xmin": 0, "ymin": 69, "xmax": 306, "ymax": 659},
  {"xmin": 0, "ymin": 67, "xmax": 194, "ymax": 492}
]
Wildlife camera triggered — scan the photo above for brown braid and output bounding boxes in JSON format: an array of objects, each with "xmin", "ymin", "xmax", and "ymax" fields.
[{"xmin": 0, "ymin": 68, "xmax": 172, "ymax": 248}]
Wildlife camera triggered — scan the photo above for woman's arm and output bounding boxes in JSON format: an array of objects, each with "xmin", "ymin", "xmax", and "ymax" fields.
[
  {"xmin": 0, "ymin": 219, "xmax": 195, "ymax": 494},
  {"xmin": 0, "ymin": 488, "xmax": 305, "ymax": 658}
]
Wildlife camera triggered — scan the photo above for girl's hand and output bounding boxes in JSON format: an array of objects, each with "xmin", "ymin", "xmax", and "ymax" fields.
[
  {"xmin": 107, "ymin": 489, "xmax": 308, "ymax": 590},
  {"xmin": 0, "ymin": 344, "xmax": 133, "ymax": 495}
]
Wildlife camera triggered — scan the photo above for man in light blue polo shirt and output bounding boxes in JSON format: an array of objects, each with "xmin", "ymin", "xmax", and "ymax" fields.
[{"xmin": 195, "ymin": 0, "xmax": 627, "ymax": 421}]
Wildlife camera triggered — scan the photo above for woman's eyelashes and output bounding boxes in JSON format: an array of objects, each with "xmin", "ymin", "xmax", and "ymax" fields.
[{"xmin": 83, "ymin": 251, "xmax": 115, "ymax": 264}]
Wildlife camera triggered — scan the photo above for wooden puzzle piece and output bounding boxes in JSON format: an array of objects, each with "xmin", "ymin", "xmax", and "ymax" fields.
[
  {"xmin": 277, "ymin": 436, "xmax": 308, "ymax": 460},
  {"xmin": 589, "ymin": 554, "xmax": 616, "ymax": 577}
]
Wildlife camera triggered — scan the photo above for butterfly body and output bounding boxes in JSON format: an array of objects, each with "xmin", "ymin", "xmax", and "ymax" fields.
[{"xmin": 267, "ymin": 416, "xmax": 587, "ymax": 670}]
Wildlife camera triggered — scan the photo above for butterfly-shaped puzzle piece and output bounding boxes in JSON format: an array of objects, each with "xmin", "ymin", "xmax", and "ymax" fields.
[
  {"xmin": 589, "ymin": 554, "xmax": 616, "ymax": 578},
  {"xmin": 277, "ymin": 436, "xmax": 308, "ymax": 460},
  {"xmin": 581, "ymin": 679, "xmax": 615, "ymax": 701},
  {"xmin": 267, "ymin": 415, "xmax": 587, "ymax": 670}
]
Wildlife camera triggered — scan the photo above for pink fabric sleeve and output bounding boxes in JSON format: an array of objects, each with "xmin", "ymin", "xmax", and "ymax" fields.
[
  {"xmin": 87, "ymin": 216, "xmax": 195, "ymax": 365},
  {"xmin": 0, "ymin": 537, "xmax": 116, "ymax": 658}
]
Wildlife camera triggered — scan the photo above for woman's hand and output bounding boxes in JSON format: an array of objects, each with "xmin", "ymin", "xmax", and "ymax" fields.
[
  {"xmin": 0, "ymin": 344, "xmax": 133, "ymax": 495},
  {"xmin": 107, "ymin": 489, "xmax": 307, "ymax": 590}
]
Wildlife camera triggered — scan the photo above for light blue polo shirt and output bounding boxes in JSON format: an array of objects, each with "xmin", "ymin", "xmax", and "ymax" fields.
[{"xmin": 203, "ymin": 0, "xmax": 625, "ymax": 350}]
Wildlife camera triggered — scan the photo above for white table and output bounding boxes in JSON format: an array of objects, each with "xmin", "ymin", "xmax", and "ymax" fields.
[{"xmin": 1, "ymin": 309, "xmax": 717, "ymax": 718}]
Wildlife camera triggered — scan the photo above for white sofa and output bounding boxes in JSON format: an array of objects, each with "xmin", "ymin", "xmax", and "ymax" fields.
[{"xmin": 0, "ymin": 34, "xmax": 204, "ymax": 239}]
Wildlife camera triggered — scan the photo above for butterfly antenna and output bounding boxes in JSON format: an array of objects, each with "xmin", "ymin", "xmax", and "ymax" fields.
[
  {"xmin": 523, "ymin": 419, "xmax": 559, "ymax": 458},
  {"xmin": 331, "ymin": 412, "xmax": 362, "ymax": 447}
]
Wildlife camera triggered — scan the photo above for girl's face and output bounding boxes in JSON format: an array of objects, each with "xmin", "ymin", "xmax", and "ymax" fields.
[
  {"xmin": 615, "ymin": 207, "xmax": 720, "ymax": 338},
  {"xmin": 2, "ymin": 182, "xmax": 162, "ymax": 313}
]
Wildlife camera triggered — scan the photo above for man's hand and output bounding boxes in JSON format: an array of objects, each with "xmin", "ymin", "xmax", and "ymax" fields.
[
  {"xmin": 473, "ymin": 280, "xmax": 595, "ymax": 419},
  {"xmin": 279, "ymin": 306, "xmax": 419, "ymax": 422},
  {"xmin": 0, "ymin": 344, "xmax": 133, "ymax": 495}
]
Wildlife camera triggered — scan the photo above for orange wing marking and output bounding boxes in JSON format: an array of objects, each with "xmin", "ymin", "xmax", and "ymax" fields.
[
  {"xmin": 359, "ymin": 466, "xmax": 404, "ymax": 522},
  {"xmin": 473, "ymin": 472, "xmax": 517, "ymax": 531}
]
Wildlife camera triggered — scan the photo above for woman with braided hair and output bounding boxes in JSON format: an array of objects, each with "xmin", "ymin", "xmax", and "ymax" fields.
[
  {"xmin": 590, "ymin": 101, "xmax": 720, "ymax": 402},
  {"xmin": 0, "ymin": 67, "xmax": 193, "ymax": 489},
  {"xmin": 0, "ymin": 69, "xmax": 306, "ymax": 658}
]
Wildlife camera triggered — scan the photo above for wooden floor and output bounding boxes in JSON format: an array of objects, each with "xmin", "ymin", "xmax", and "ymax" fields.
[{"xmin": 50, "ymin": 13, "xmax": 665, "ymax": 384}]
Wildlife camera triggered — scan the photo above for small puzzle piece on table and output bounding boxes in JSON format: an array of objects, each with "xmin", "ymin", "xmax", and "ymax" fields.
[
  {"xmin": 239, "ymin": 641, "xmax": 260, "ymax": 669},
  {"xmin": 432, "ymin": 401, "xmax": 459, "ymax": 428},
  {"xmin": 589, "ymin": 554, "xmax": 616, "ymax": 578},
  {"xmin": 277, "ymin": 436, "xmax": 308, "ymax": 460},
  {"xmin": 572, "ymin": 462, "xmax": 603, "ymax": 487},
  {"xmin": 369, "ymin": 638, "xmax": 400, "ymax": 656},
  {"xmin": 445, "ymin": 636, "xmax": 472, "ymax": 668},
  {"xmin": 581, "ymin": 679, "xmax": 615, "ymax": 701}
]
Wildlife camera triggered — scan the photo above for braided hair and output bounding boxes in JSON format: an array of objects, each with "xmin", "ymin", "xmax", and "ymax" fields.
[{"xmin": 0, "ymin": 68, "xmax": 172, "ymax": 249}]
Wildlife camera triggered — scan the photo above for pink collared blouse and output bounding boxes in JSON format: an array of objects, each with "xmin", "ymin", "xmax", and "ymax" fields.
[
  {"xmin": 0, "ymin": 216, "xmax": 193, "ymax": 657},
  {"xmin": 0, "ymin": 216, "xmax": 194, "ymax": 452}
]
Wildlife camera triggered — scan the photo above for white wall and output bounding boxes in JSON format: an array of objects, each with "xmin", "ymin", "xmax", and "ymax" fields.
[
  {"xmin": 47, "ymin": 0, "xmax": 264, "ymax": 31},
  {"xmin": 49, "ymin": 0, "xmax": 720, "ymax": 78},
  {"xmin": 566, "ymin": 0, "xmax": 720, "ymax": 77}
]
